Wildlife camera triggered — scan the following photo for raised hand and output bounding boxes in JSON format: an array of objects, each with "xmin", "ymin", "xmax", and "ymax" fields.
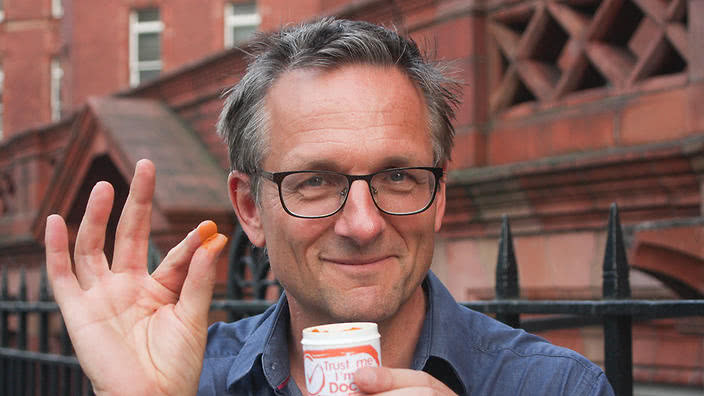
[
  {"xmin": 45, "ymin": 159, "xmax": 227, "ymax": 396},
  {"xmin": 354, "ymin": 367, "xmax": 458, "ymax": 395}
]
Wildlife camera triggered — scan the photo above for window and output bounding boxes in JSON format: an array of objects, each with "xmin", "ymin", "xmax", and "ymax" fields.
[
  {"xmin": 129, "ymin": 8, "xmax": 163, "ymax": 87},
  {"xmin": 0, "ymin": 0, "xmax": 4, "ymax": 22},
  {"xmin": 224, "ymin": 2, "xmax": 260, "ymax": 48},
  {"xmin": 52, "ymin": 0, "xmax": 63, "ymax": 18},
  {"xmin": 51, "ymin": 58, "xmax": 63, "ymax": 122}
]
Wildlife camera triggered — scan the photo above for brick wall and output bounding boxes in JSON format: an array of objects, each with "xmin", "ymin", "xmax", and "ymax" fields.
[{"xmin": 0, "ymin": 0, "xmax": 61, "ymax": 139}]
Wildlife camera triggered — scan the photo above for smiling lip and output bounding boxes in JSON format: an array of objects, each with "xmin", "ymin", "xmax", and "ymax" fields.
[{"xmin": 323, "ymin": 256, "xmax": 392, "ymax": 266}]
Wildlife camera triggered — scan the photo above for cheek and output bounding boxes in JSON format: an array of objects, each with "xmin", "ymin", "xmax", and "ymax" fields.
[
  {"xmin": 262, "ymin": 214, "xmax": 330, "ymax": 263},
  {"xmin": 398, "ymin": 209, "xmax": 437, "ymax": 234},
  {"xmin": 411, "ymin": 227, "xmax": 435, "ymax": 263},
  {"xmin": 392, "ymin": 215, "xmax": 436, "ymax": 255}
]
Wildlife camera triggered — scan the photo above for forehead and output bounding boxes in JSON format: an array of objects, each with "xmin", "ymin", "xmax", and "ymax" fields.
[{"xmin": 263, "ymin": 64, "xmax": 433, "ymax": 170}]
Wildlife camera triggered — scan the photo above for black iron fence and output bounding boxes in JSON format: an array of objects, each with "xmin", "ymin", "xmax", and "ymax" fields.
[{"xmin": 1, "ymin": 204, "xmax": 703, "ymax": 395}]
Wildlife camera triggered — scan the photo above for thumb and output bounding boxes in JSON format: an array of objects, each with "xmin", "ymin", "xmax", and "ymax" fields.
[
  {"xmin": 355, "ymin": 367, "xmax": 456, "ymax": 394},
  {"xmin": 354, "ymin": 367, "xmax": 391, "ymax": 393},
  {"xmin": 177, "ymin": 233, "xmax": 228, "ymax": 327}
]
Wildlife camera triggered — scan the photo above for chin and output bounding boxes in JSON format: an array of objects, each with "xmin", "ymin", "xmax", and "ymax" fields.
[{"xmin": 327, "ymin": 299, "xmax": 398, "ymax": 324}]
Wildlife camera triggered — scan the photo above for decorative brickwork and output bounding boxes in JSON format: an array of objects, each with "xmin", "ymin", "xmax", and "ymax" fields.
[{"xmin": 489, "ymin": 0, "xmax": 689, "ymax": 113}]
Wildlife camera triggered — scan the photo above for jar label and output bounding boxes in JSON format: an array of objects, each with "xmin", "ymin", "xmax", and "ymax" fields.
[{"xmin": 303, "ymin": 344, "xmax": 380, "ymax": 395}]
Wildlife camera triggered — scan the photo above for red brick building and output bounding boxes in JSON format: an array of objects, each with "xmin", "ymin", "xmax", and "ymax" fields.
[{"xmin": 1, "ymin": 0, "xmax": 702, "ymax": 392}]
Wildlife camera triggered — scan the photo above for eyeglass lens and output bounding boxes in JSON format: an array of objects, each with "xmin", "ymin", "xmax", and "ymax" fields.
[{"xmin": 278, "ymin": 168, "xmax": 437, "ymax": 218}]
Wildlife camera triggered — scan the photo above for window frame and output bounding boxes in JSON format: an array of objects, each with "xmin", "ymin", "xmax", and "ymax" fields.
[
  {"xmin": 224, "ymin": 1, "xmax": 260, "ymax": 48},
  {"xmin": 51, "ymin": 58, "xmax": 63, "ymax": 122},
  {"xmin": 52, "ymin": 0, "xmax": 63, "ymax": 18},
  {"xmin": 129, "ymin": 8, "xmax": 164, "ymax": 87}
]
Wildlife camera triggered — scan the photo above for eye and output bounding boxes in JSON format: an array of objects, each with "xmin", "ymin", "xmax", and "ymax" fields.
[
  {"xmin": 389, "ymin": 170, "xmax": 407, "ymax": 182},
  {"xmin": 293, "ymin": 173, "xmax": 343, "ymax": 192},
  {"xmin": 387, "ymin": 169, "xmax": 416, "ymax": 184},
  {"xmin": 302, "ymin": 175, "xmax": 325, "ymax": 187}
]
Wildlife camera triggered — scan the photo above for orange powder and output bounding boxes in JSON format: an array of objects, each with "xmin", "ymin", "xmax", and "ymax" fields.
[{"xmin": 197, "ymin": 220, "xmax": 218, "ymax": 242}]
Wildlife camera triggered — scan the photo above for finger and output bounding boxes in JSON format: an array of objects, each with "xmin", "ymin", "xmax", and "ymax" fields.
[
  {"xmin": 73, "ymin": 181, "xmax": 114, "ymax": 288},
  {"xmin": 362, "ymin": 386, "xmax": 444, "ymax": 395},
  {"xmin": 112, "ymin": 159, "xmax": 155, "ymax": 273},
  {"xmin": 176, "ymin": 233, "xmax": 227, "ymax": 328},
  {"xmin": 45, "ymin": 214, "xmax": 81, "ymax": 306},
  {"xmin": 355, "ymin": 367, "xmax": 455, "ymax": 395},
  {"xmin": 151, "ymin": 220, "xmax": 218, "ymax": 294}
]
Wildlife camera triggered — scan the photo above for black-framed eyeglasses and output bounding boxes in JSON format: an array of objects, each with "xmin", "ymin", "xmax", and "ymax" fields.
[{"xmin": 259, "ymin": 167, "xmax": 444, "ymax": 219}]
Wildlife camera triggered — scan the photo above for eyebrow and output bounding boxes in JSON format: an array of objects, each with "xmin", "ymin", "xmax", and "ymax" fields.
[
  {"xmin": 287, "ymin": 159, "xmax": 341, "ymax": 172},
  {"xmin": 378, "ymin": 156, "xmax": 417, "ymax": 169},
  {"xmin": 287, "ymin": 156, "xmax": 420, "ymax": 173}
]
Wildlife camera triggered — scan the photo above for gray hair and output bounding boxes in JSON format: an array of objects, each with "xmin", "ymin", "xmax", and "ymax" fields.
[{"xmin": 217, "ymin": 18, "xmax": 461, "ymax": 200}]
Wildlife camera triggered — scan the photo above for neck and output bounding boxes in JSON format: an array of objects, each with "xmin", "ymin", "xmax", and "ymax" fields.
[{"xmin": 287, "ymin": 285, "xmax": 428, "ymax": 393}]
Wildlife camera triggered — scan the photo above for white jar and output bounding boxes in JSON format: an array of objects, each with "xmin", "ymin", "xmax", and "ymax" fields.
[{"xmin": 301, "ymin": 322, "xmax": 382, "ymax": 396}]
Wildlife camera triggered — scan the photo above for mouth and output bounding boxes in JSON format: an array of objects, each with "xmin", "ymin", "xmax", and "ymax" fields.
[{"xmin": 321, "ymin": 256, "xmax": 393, "ymax": 266}]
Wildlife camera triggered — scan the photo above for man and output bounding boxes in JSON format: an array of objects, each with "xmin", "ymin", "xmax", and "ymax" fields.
[{"xmin": 46, "ymin": 18, "xmax": 614, "ymax": 395}]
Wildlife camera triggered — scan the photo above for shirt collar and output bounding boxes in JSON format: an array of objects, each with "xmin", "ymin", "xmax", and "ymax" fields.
[{"xmin": 414, "ymin": 271, "xmax": 470, "ymax": 394}]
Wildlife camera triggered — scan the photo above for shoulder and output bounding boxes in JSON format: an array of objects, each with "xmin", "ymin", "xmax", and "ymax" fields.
[
  {"xmin": 424, "ymin": 274, "xmax": 612, "ymax": 395},
  {"xmin": 457, "ymin": 306, "xmax": 612, "ymax": 395}
]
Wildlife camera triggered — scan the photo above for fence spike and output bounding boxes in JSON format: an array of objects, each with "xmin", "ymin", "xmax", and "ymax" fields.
[
  {"xmin": 1, "ymin": 265, "xmax": 7, "ymax": 348},
  {"xmin": 602, "ymin": 203, "xmax": 631, "ymax": 299},
  {"xmin": 495, "ymin": 215, "xmax": 520, "ymax": 328},
  {"xmin": 496, "ymin": 215, "xmax": 519, "ymax": 299},
  {"xmin": 18, "ymin": 267, "xmax": 28, "ymax": 351},
  {"xmin": 39, "ymin": 264, "xmax": 52, "ymax": 356},
  {"xmin": 39, "ymin": 264, "xmax": 51, "ymax": 301},
  {"xmin": 1, "ymin": 265, "xmax": 8, "ymax": 299},
  {"xmin": 19, "ymin": 266, "xmax": 28, "ymax": 301},
  {"xmin": 602, "ymin": 203, "xmax": 634, "ymax": 396},
  {"xmin": 227, "ymin": 225, "xmax": 246, "ymax": 302},
  {"xmin": 60, "ymin": 317, "xmax": 72, "ymax": 356}
]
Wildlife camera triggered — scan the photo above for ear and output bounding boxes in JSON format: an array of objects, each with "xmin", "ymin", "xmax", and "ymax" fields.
[
  {"xmin": 228, "ymin": 172, "xmax": 266, "ymax": 247},
  {"xmin": 434, "ymin": 166, "xmax": 447, "ymax": 232}
]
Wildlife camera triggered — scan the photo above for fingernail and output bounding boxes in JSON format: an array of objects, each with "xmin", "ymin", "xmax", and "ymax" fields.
[
  {"xmin": 355, "ymin": 367, "xmax": 375, "ymax": 385},
  {"xmin": 197, "ymin": 220, "xmax": 218, "ymax": 242},
  {"xmin": 201, "ymin": 233, "xmax": 227, "ymax": 252}
]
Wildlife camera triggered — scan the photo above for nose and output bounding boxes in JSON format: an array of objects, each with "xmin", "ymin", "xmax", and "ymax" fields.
[{"xmin": 333, "ymin": 179, "xmax": 385, "ymax": 245}]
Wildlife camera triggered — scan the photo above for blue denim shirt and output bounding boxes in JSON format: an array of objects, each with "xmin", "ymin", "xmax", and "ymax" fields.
[{"xmin": 198, "ymin": 272, "xmax": 614, "ymax": 395}]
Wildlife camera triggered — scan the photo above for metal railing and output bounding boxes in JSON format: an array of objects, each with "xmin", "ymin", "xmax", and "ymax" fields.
[{"xmin": 1, "ymin": 204, "xmax": 703, "ymax": 395}]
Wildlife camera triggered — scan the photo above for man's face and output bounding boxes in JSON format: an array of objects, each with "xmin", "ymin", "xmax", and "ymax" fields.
[{"xmin": 255, "ymin": 64, "xmax": 446, "ymax": 324}]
